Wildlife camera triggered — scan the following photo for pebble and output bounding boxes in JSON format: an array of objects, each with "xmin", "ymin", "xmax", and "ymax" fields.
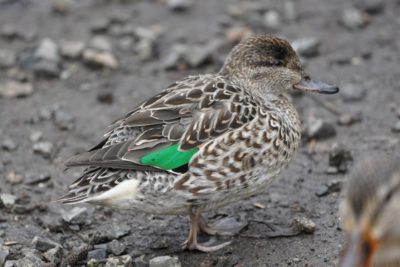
[
  {"xmin": 162, "ymin": 43, "xmax": 187, "ymax": 70},
  {"xmin": 340, "ymin": 8, "xmax": 368, "ymax": 30},
  {"xmin": 32, "ymin": 141, "xmax": 54, "ymax": 158},
  {"xmin": 0, "ymin": 81, "xmax": 34, "ymax": 98},
  {"xmin": 52, "ymin": 107, "xmax": 74, "ymax": 130},
  {"xmin": 186, "ymin": 40, "xmax": 221, "ymax": 68},
  {"xmin": 0, "ymin": 49, "xmax": 16, "ymax": 69},
  {"xmin": 338, "ymin": 112, "xmax": 362, "ymax": 126},
  {"xmin": 35, "ymin": 38, "xmax": 60, "ymax": 62},
  {"xmin": 105, "ymin": 255, "xmax": 132, "ymax": 267},
  {"xmin": 83, "ymin": 49, "xmax": 118, "ymax": 69},
  {"xmin": 2, "ymin": 137, "xmax": 17, "ymax": 151},
  {"xmin": 107, "ymin": 240, "xmax": 126, "ymax": 256},
  {"xmin": 97, "ymin": 91, "xmax": 114, "ymax": 104},
  {"xmin": 149, "ymin": 256, "xmax": 181, "ymax": 267},
  {"xmin": 0, "ymin": 193, "xmax": 17, "ymax": 208},
  {"xmin": 292, "ymin": 37, "xmax": 321, "ymax": 58},
  {"xmin": 1, "ymin": 25, "xmax": 18, "ymax": 40},
  {"xmin": 6, "ymin": 171, "xmax": 24, "ymax": 184},
  {"xmin": 392, "ymin": 121, "xmax": 400, "ymax": 133},
  {"xmin": 0, "ymin": 246, "xmax": 9, "ymax": 266},
  {"xmin": 60, "ymin": 207, "xmax": 88, "ymax": 225},
  {"xmin": 89, "ymin": 35, "xmax": 113, "ymax": 52},
  {"xmin": 166, "ymin": 0, "xmax": 192, "ymax": 11},
  {"xmin": 306, "ymin": 118, "xmax": 336, "ymax": 140},
  {"xmin": 43, "ymin": 246, "xmax": 63, "ymax": 265},
  {"xmin": 355, "ymin": 0, "xmax": 385, "ymax": 15},
  {"xmin": 91, "ymin": 18, "xmax": 111, "ymax": 33},
  {"xmin": 87, "ymin": 248, "xmax": 107, "ymax": 261},
  {"xmin": 341, "ymin": 83, "xmax": 366, "ymax": 102},
  {"xmin": 293, "ymin": 217, "xmax": 316, "ymax": 233},
  {"xmin": 31, "ymin": 236, "xmax": 61, "ymax": 252},
  {"xmin": 60, "ymin": 40, "xmax": 85, "ymax": 59},
  {"xmin": 30, "ymin": 130, "xmax": 43, "ymax": 142},
  {"xmin": 316, "ymin": 180, "xmax": 342, "ymax": 197},
  {"xmin": 135, "ymin": 38, "xmax": 156, "ymax": 62},
  {"xmin": 13, "ymin": 249, "xmax": 44, "ymax": 267},
  {"xmin": 263, "ymin": 10, "xmax": 281, "ymax": 30},
  {"xmin": 329, "ymin": 143, "xmax": 353, "ymax": 173},
  {"xmin": 107, "ymin": 223, "xmax": 131, "ymax": 240},
  {"xmin": 215, "ymin": 255, "xmax": 240, "ymax": 267},
  {"xmin": 52, "ymin": 0, "xmax": 72, "ymax": 14}
]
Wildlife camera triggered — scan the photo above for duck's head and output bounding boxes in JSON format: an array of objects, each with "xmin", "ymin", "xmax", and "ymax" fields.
[
  {"xmin": 219, "ymin": 35, "xmax": 339, "ymax": 96},
  {"xmin": 340, "ymin": 155, "xmax": 400, "ymax": 267}
]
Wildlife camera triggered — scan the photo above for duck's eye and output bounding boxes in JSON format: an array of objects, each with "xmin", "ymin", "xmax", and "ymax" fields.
[{"xmin": 255, "ymin": 59, "xmax": 285, "ymax": 67}]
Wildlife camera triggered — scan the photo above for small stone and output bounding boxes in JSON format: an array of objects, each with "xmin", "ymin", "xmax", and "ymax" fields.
[
  {"xmin": 341, "ymin": 83, "xmax": 366, "ymax": 102},
  {"xmin": 60, "ymin": 40, "xmax": 85, "ymax": 59},
  {"xmin": 215, "ymin": 255, "xmax": 241, "ymax": 267},
  {"xmin": 32, "ymin": 141, "xmax": 53, "ymax": 158},
  {"xmin": 392, "ymin": 121, "xmax": 400, "ymax": 133},
  {"xmin": 118, "ymin": 36, "xmax": 134, "ymax": 51},
  {"xmin": 31, "ymin": 236, "xmax": 61, "ymax": 252},
  {"xmin": 0, "ymin": 81, "xmax": 34, "ymax": 98},
  {"xmin": 15, "ymin": 249, "xmax": 44, "ymax": 267},
  {"xmin": 329, "ymin": 143, "xmax": 353, "ymax": 173},
  {"xmin": 263, "ymin": 10, "xmax": 281, "ymax": 30},
  {"xmin": 83, "ymin": 49, "xmax": 118, "ymax": 69},
  {"xmin": 35, "ymin": 38, "xmax": 60, "ymax": 62},
  {"xmin": 293, "ymin": 217, "xmax": 316, "ymax": 233},
  {"xmin": 105, "ymin": 255, "xmax": 132, "ymax": 267},
  {"xmin": 0, "ymin": 194, "xmax": 17, "ymax": 208},
  {"xmin": 166, "ymin": 0, "xmax": 192, "ymax": 11},
  {"xmin": 1, "ymin": 25, "xmax": 18, "ymax": 40},
  {"xmin": 0, "ymin": 49, "xmax": 16, "ymax": 69},
  {"xmin": 30, "ymin": 130, "xmax": 43, "ymax": 142},
  {"xmin": 107, "ymin": 223, "xmax": 131, "ymax": 240},
  {"xmin": 292, "ymin": 37, "xmax": 321, "ymax": 58},
  {"xmin": 89, "ymin": 35, "xmax": 112, "ymax": 52},
  {"xmin": 340, "ymin": 8, "xmax": 369, "ymax": 30},
  {"xmin": 43, "ymin": 246, "xmax": 63, "ymax": 265},
  {"xmin": 338, "ymin": 112, "xmax": 362, "ymax": 126},
  {"xmin": 52, "ymin": 107, "xmax": 74, "ymax": 130},
  {"xmin": 325, "ymin": 166, "xmax": 339, "ymax": 175},
  {"xmin": 61, "ymin": 207, "xmax": 88, "ymax": 225},
  {"xmin": 135, "ymin": 38, "xmax": 156, "ymax": 62},
  {"xmin": 132, "ymin": 256, "xmax": 147, "ymax": 267},
  {"xmin": 149, "ymin": 256, "xmax": 181, "ymax": 267},
  {"xmin": 2, "ymin": 138, "xmax": 17, "ymax": 151},
  {"xmin": 91, "ymin": 18, "xmax": 111, "ymax": 33},
  {"xmin": 52, "ymin": 0, "xmax": 72, "ymax": 14},
  {"xmin": 97, "ymin": 91, "xmax": 114, "ymax": 104},
  {"xmin": 107, "ymin": 240, "xmax": 126, "ymax": 256},
  {"xmin": 87, "ymin": 248, "xmax": 107, "ymax": 261},
  {"xmin": 316, "ymin": 180, "xmax": 342, "ymax": 197},
  {"xmin": 6, "ymin": 171, "xmax": 23, "ymax": 184},
  {"xmin": 355, "ymin": 0, "xmax": 385, "ymax": 15},
  {"xmin": 0, "ymin": 246, "xmax": 9, "ymax": 266},
  {"xmin": 161, "ymin": 43, "xmax": 187, "ymax": 70},
  {"xmin": 307, "ymin": 118, "xmax": 336, "ymax": 140}
]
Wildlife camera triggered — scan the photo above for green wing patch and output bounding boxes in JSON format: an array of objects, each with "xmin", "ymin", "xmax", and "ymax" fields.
[{"xmin": 140, "ymin": 143, "xmax": 199, "ymax": 170}]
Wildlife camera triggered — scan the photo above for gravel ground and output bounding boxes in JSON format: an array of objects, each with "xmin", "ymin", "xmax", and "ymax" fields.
[{"xmin": 1, "ymin": 0, "xmax": 400, "ymax": 266}]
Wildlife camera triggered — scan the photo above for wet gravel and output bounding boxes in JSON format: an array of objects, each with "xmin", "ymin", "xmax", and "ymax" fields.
[{"xmin": 1, "ymin": 0, "xmax": 400, "ymax": 266}]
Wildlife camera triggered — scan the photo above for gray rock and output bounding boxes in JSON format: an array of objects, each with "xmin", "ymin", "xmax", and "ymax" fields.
[
  {"xmin": 107, "ymin": 240, "xmax": 126, "ymax": 256},
  {"xmin": 307, "ymin": 118, "xmax": 336, "ymax": 140},
  {"xmin": 0, "ymin": 193, "xmax": 17, "ymax": 208},
  {"xmin": 263, "ymin": 10, "xmax": 281, "ymax": 30},
  {"xmin": 29, "ymin": 130, "xmax": 43, "ymax": 142},
  {"xmin": 215, "ymin": 255, "xmax": 240, "ymax": 267},
  {"xmin": 31, "ymin": 236, "xmax": 61, "ymax": 252},
  {"xmin": 107, "ymin": 223, "xmax": 131, "ymax": 240},
  {"xmin": 91, "ymin": 18, "xmax": 111, "ymax": 33},
  {"xmin": 15, "ymin": 249, "xmax": 44, "ymax": 267},
  {"xmin": 61, "ymin": 207, "xmax": 88, "ymax": 225},
  {"xmin": 87, "ymin": 248, "xmax": 107, "ymax": 261},
  {"xmin": 162, "ymin": 43, "xmax": 187, "ymax": 70},
  {"xmin": 293, "ymin": 217, "xmax": 316, "ymax": 233},
  {"xmin": 89, "ymin": 35, "xmax": 113, "ymax": 52},
  {"xmin": 166, "ymin": 0, "xmax": 192, "ymax": 11},
  {"xmin": 187, "ymin": 40, "xmax": 221, "ymax": 68},
  {"xmin": 329, "ymin": 143, "xmax": 353, "ymax": 173},
  {"xmin": 83, "ymin": 49, "xmax": 118, "ymax": 69},
  {"xmin": 392, "ymin": 121, "xmax": 400, "ymax": 133},
  {"xmin": 0, "ymin": 81, "xmax": 34, "ymax": 98},
  {"xmin": 118, "ymin": 36, "xmax": 134, "ymax": 51},
  {"xmin": 135, "ymin": 38, "xmax": 156, "ymax": 62},
  {"xmin": 32, "ymin": 141, "xmax": 53, "ymax": 158},
  {"xmin": 97, "ymin": 91, "xmax": 114, "ymax": 104},
  {"xmin": 6, "ymin": 171, "xmax": 23, "ymax": 184},
  {"xmin": 53, "ymin": 107, "xmax": 74, "ymax": 130},
  {"xmin": 338, "ymin": 112, "xmax": 362, "ymax": 126},
  {"xmin": 1, "ymin": 25, "xmax": 18, "ymax": 40},
  {"xmin": 132, "ymin": 256, "xmax": 148, "ymax": 267},
  {"xmin": 292, "ymin": 37, "xmax": 321, "ymax": 58},
  {"xmin": 0, "ymin": 49, "xmax": 16, "ymax": 68},
  {"xmin": 355, "ymin": 0, "xmax": 385, "ymax": 15},
  {"xmin": 0, "ymin": 246, "xmax": 9, "ymax": 266},
  {"xmin": 105, "ymin": 255, "xmax": 133, "ymax": 267},
  {"xmin": 60, "ymin": 40, "xmax": 85, "ymax": 59},
  {"xmin": 316, "ymin": 180, "xmax": 342, "ymax": 197},
  {"xmin": 341, "ymin": 83, "xmax": 366, "ymax": 102},
  {"xmin": 340, "ymin": 8, "xmax": 368, "ymax": 30},
  {"xmin": 149, "ymin": 256, "xmax": 181, "ymax": 267},
  {"xmin": 52, "ymin": 0, "xmax": 72, "ymax": 14},
  {"xmin": 35, "ymin": 38, "xmax": 60, "ymax": 62},
  {"xmin": 2, "ymin": 137, "xmax": 17, "ymax": 151}
]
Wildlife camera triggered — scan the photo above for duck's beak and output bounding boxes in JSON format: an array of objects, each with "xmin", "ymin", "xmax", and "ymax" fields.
[
  {"xmin": 293, "ymin": 76, "xmax": 339, "ymax": 94},
  {"xmin": 340, "ymin": 231, "xmax": 377, "ymax": 267}
]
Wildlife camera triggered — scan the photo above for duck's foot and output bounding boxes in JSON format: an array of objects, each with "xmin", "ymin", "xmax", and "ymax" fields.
[
  {"xmin": 199, "ymin": 216, "xmax": 247, "ymax": 236},
  {"xmin": 182, "ymin": 207, "xmax": 233, "ymax": 252}
]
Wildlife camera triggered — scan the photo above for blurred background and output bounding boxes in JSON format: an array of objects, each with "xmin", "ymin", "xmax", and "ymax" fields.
[{"xmin": 0, "ymin": 0, "xmax": 399, "ymax": 266}]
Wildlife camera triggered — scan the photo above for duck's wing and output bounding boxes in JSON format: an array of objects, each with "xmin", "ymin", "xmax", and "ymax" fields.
[{"xmin": 65, "ymin": 75, "xmax": 259, "ymax": 173}]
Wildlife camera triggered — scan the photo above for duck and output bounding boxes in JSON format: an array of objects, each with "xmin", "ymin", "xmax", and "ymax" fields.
[
  {"xmin": 340, "ymin": 155, "xmax": 400, "ymax": 267},
  {"xmin": 59, "ymin": 35, "xmax": 339, "ymax": 252}
]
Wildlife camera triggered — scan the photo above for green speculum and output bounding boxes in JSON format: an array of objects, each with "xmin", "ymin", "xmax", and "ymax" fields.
[{"xmin": 140, "ymin": 143, "xmax": 199, "ymax": 170}]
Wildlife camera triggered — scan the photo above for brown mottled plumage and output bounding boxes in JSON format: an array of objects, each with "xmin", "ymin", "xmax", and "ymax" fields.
[
  {"xmin": 340, "ymin": 155, "xmax": 400, "ymax": 267},
  {"xmin": 59, "ymin": 35, "xmax": 338, "ymax": 252}
]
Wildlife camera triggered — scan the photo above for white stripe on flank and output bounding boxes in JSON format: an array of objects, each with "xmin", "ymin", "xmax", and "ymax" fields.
[{"xmin": 89, "ymin": 179, "xmax": 141, "ymax": 204}]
